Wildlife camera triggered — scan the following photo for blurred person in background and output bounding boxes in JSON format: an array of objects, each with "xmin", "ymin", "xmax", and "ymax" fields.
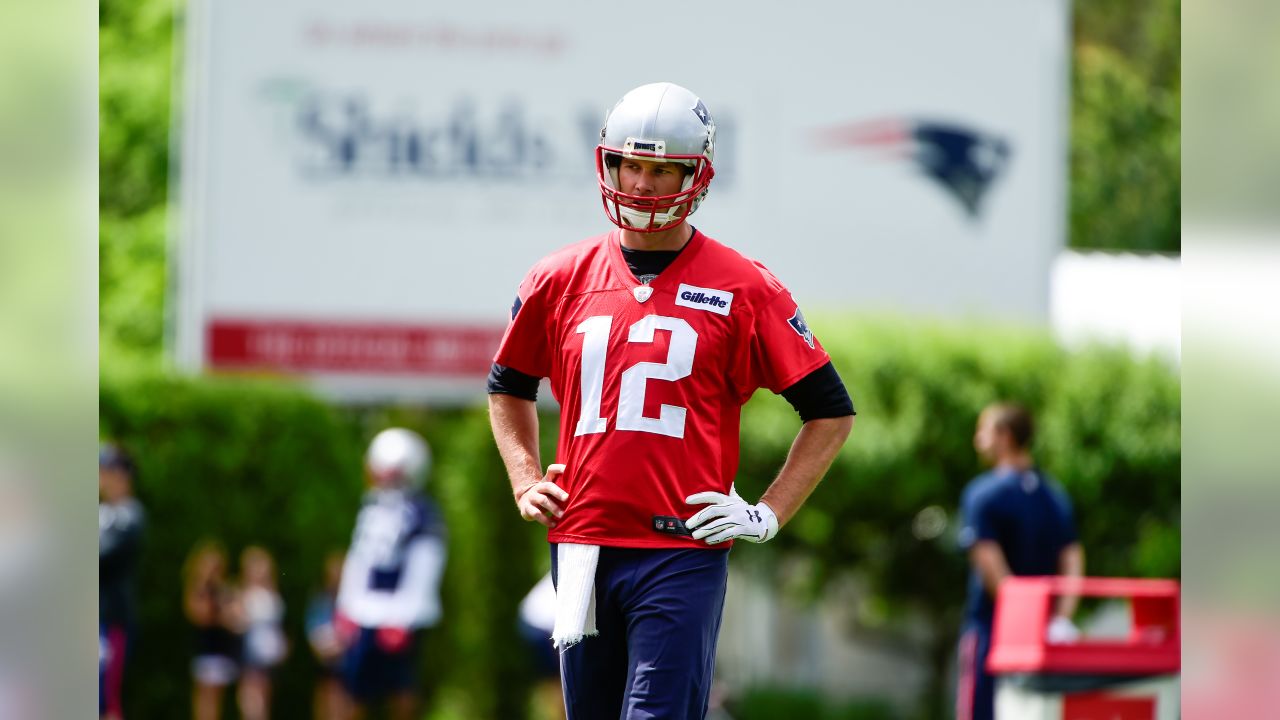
[
  {"xmin": 488, "ymin": 81, "xmax": 854, "ymax": 720},
  {"xmin": 99, "ymin": 442, "xmax": 144, "ymax": 720},
  {"xmin": 518, "ymin": 571, "xmax": 564, "ymax": 720},
  {"xmin": 306, "ymin": 551, "xmax": 351, "ymax": 720},
  {"xmin": 334, "ymin": 428, "xmax": 447, "ymax": 720},
  {"xmin": 955, "ymin": 402, "xmax": 1085, "ymax": 720},
  {"xmin": 183, "ymin": 541, "xmax": 242, "ymax": 720},
  {"xmin": 237, "ymin": 545, "xmax": 288, "ymax": 720}
]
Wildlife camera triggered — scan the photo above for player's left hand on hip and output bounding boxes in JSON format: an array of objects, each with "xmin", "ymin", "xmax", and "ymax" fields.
[{"xmin": 684, "ymin": 486, "xmax": 778, "ymax": 545}]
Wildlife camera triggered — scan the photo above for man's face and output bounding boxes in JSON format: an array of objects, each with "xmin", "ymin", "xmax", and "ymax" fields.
[
  {"xmin": 99, "ymin": 467, "xmax": 130, "ymax": 501},
  {"xmin": 973, "ymin": 410, "xmax": 1004, "ymax": 463},
  {"xmin": 617, "ymin": 157, "xmax": 688, "ymax": 198},
  {"xmin": 366, "ymin": 465, "xmax": 400, "ymax": 490}
]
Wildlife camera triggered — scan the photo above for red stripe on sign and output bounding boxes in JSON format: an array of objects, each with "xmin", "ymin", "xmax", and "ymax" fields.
[
  {"xmin": 206, "ymin": 318, "xmax": 504, "ymax": 375},
  {"xmin": 1063, "ymin": 692, "xmax": 1155, "ymax": 720}
]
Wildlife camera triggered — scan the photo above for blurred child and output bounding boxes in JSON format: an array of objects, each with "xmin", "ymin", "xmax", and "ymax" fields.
[
  {"xmin": 238, "ymin": 546, "xmax": 288, "ymax": 720},
  {"xmin": 306, "ymin": 551, "xmax": 351, "ymax": 720},
  {"xmin": 183, "ymin": 541, "xmax": 241, "ymax": 720}
]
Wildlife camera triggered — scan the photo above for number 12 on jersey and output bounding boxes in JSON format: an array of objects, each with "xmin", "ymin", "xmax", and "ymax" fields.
[{"xmin": 574, "ymin": 314, "xmax": 698, "ymax": 439}]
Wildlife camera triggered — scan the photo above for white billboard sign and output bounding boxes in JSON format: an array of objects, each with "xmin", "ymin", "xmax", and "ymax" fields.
[{"xmin": 174, "ymin": 0, "xmax": 1068, "ymax": 402}]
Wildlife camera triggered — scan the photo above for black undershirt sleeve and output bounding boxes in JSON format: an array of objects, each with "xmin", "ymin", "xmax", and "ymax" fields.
[
  {"xmin": 487, "ymin": 363, "xmax": 540, "ymax": 401},
  {"xmin": 780, "ymin": 361, "xmax": 856, "ymax": 422}
]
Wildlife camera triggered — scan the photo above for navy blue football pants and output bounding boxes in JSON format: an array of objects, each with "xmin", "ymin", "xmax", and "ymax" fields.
[
  {"xmin": 340, "ymin": 627, "xmax": 423, "ymax": 704},
  {"xmin": 956, "ymin": 621, "xmax": 994, "ymax": 720},
  {"xmin": 551, "ymin": 544, "xmax": 730, "ymax": 720}
]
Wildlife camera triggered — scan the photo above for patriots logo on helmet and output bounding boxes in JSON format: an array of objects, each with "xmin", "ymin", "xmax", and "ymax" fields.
[
  {"xmin": 692, "ymin": 99, "xmax": 712, "ymax": 127},
  {"xmin": 787, "ymin": 308, "xmax": 815, "ymax": 349},
  {"xmin": 813, "ymin": 118, "xmax": 1012, "ymax": 218}
]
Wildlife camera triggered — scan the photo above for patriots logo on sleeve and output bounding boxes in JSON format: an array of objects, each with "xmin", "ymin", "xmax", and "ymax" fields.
[{"xmin": 788, "ymin": 308, "xmax": 815, "ymax": 349}]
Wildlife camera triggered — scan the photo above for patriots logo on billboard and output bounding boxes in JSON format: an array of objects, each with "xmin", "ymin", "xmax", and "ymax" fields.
[
  {"xmin": 813, "ymin": 118, "xmax": 1012, "ymax": 218},
  {"xmin": 788, "ymin": 308, "xmax": 815, "ymax": 349}
]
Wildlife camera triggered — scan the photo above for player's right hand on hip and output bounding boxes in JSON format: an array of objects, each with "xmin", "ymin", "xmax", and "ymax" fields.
[{"xmin": 516, "ymin": 463, "xmax": 569, "ymax": 528}]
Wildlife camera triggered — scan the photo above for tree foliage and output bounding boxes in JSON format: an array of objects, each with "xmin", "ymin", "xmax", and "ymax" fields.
[
  {"xmin": 100, "ymin": 0, "xmax": 174, "ymax": 361},
  {"xmin": 1070, "ymin": 0, "xmax": 1181, "ymax": 252}
]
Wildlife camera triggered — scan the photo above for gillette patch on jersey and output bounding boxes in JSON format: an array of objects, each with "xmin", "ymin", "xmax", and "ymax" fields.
[{"xmin": 675, "ymin": 283, "xmax": 734, "ymax": 316}]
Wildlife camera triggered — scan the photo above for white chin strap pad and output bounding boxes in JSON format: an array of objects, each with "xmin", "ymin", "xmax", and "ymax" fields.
[{"xmin": 620, "ymin": 206, "xmax": 679, "ymax": 229}]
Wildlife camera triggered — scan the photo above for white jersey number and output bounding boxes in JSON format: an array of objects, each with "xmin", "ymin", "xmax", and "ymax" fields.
[{"xmin": 574, "ymin": 314, "xmax": 697, "ymax": 439}]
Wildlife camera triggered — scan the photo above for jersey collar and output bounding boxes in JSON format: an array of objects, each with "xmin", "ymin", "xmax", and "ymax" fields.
[{"xmin": 605, "ymin": 227, "xmax": 707, "ymax": 293}]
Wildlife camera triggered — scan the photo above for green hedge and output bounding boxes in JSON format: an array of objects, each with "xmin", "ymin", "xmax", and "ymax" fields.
[
  {"xmin": 741, "ymin": 316, "xmax": 1180, "ymax": 585},
  {"xmin": 736, "ymin": 316, "xmax": 1180, "ymax": 717},
  {"xmin": 100, "ymin": 317, "xmax": 1179, "ymax": 720},
  {"xmin": 99, "ymin": 372, "xmax": 552, "ymax": 720},
  {"xmin": 100, "ymin": 372, "xmax": 366, "ymax": 719}
]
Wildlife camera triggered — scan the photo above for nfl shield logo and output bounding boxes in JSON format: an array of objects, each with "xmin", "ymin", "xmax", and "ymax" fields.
[{"xmin": 788, "ymin": 308, "xmax": 815, "ymax": 349}]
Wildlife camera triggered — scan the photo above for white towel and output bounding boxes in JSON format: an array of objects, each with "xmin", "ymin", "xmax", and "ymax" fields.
[{"xmin": 552, "ymin": 543, "xmax": 599, "ymax": 649}]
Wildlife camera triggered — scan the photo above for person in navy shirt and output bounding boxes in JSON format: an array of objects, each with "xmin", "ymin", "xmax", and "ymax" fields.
[
  {"xmin": 955, "ymin": 403, "xmax": 1085, "ymax": 720},
  {"xmin": 99, "ymin": 443, "xmax": 144, "ymax": 720}
]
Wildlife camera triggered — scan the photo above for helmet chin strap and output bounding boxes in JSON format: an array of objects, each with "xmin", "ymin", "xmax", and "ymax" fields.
[{"xmin": 620, "ymin": 206, "xmax": 681, "ymax": 230}]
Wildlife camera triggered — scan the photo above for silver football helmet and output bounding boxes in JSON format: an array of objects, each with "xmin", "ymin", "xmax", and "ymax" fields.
[
  {"xmin": 596, "ymin": 82, "xmax": 716, "ymax": 232},
  {"xmin": 365, "ymin": 428, "xmax": 431, "ymax": 489}
]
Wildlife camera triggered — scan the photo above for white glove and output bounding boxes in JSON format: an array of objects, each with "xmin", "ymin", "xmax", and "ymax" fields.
[
  {"xmin": 684, "ymin": 486, "xmax": 779, "ymax": 545},
  {"xmin": 1046, "ymin": 615, "xmax": 1081, "ymax": 644}
]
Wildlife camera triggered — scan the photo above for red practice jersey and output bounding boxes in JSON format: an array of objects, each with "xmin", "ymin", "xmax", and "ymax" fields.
[{"xmin": 494, "ymin": 229, "xmax": 830, "ymax": 548}]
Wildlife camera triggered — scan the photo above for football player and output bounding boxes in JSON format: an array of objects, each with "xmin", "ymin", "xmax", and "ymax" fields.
[
  {"xmin": 99, "ymin": 443, "xmax": 144, "ymax": 720},
  {"xmin": 488, "ymin": 82, "xmax": 855, "ymax": 719},
  {"xmin": 334, "ymin": 428, "xmax": 446, "ymax": 720}
]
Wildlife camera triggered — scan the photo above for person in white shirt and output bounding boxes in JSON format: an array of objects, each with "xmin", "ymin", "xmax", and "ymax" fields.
[
  {"xmin": 518, "ymin": 572, "xmax": 563, "ymax": 720},
  {"xmin": 237, "ymin": 546, "xmax": 288, "ymax": 720},
  {"xmin": 334, "ymin": 428, "xmax": 446, "ymax": 720}
]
